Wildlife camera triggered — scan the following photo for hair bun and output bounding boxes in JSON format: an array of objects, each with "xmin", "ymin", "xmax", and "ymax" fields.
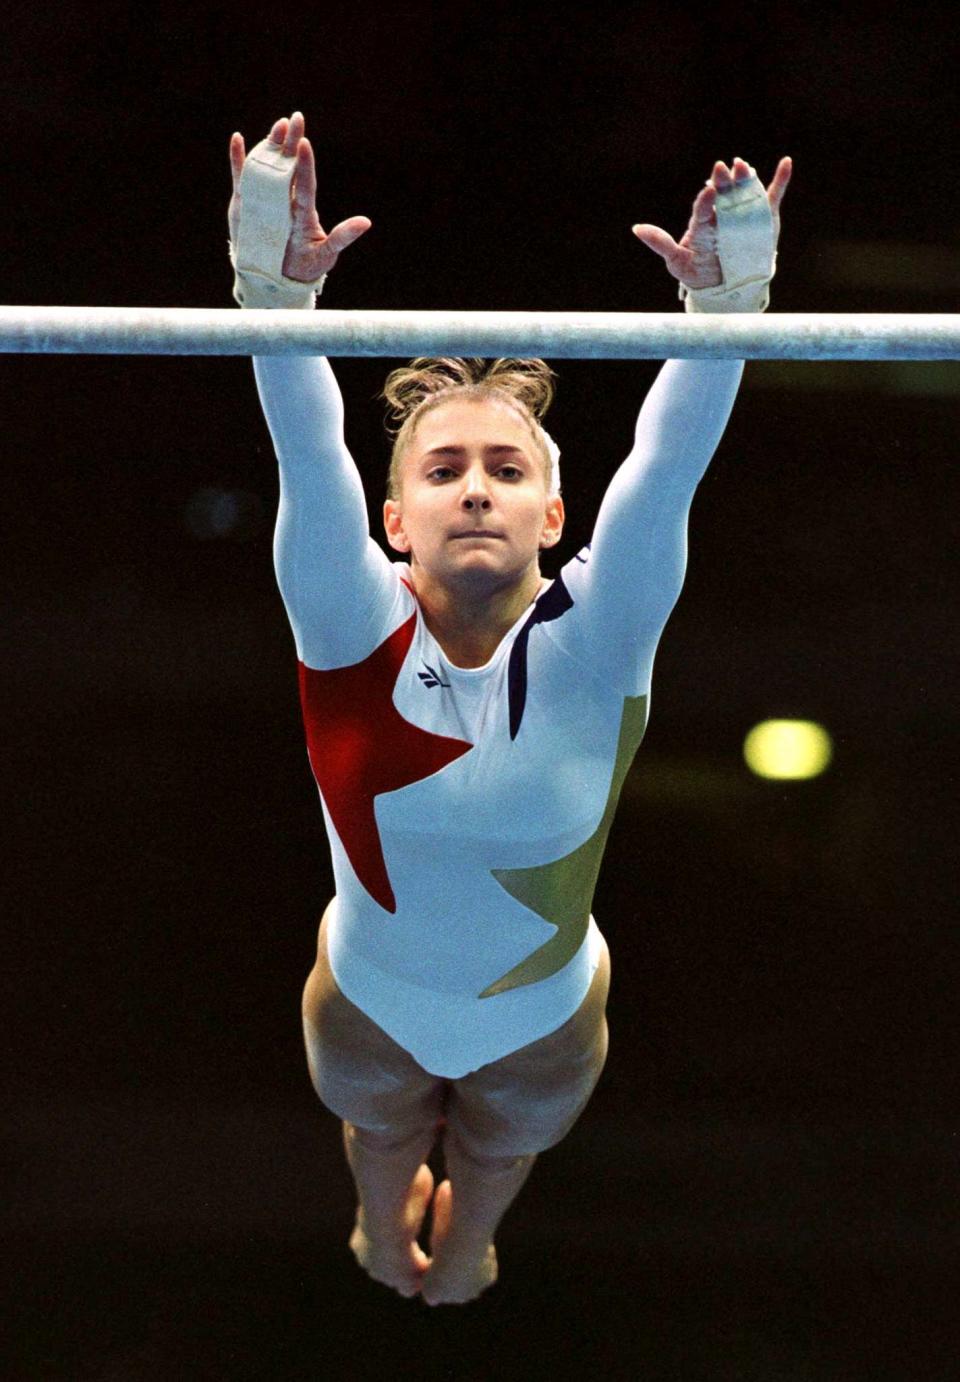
[{"xmin": 381, "ymin": 357, "xmax": 556, "ymax": 434}]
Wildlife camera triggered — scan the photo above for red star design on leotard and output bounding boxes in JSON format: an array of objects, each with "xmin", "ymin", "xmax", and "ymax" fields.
[{"xmin": 298, "ymin": 612, "xmax": 473, "ymax": 913}]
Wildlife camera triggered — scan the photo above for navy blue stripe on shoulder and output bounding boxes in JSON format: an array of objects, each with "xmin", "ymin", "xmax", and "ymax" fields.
[{"xmin": 507, "ymin": 574, "xmax": 575, "ymax": 740}]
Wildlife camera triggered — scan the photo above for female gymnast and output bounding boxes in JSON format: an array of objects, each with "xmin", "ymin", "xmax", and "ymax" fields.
[{"xmin": 227, "ymin": 112, "xmax": 790, "ymax": 1306}]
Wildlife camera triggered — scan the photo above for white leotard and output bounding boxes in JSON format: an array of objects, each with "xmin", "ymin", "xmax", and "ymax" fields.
[{"xmin": 255, "ymin": 354, "xmax": 743, "ymax": 1076}]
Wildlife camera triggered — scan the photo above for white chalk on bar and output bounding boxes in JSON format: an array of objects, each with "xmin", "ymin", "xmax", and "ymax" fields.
[{"xmin": 0, "ymin": 307, "xmax": 959, "ymax": 360}]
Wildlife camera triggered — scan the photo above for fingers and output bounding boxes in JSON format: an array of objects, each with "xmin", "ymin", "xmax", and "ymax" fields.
[
  {"xmin": 631, "ymin": 223, "xmax": 680, "ymax": 262},
  {"xmin": 265, "ymin": 111, "xmax": 304, "ymax": 151},
  {"xmin": 291, "ymin": 137, "xmax": 317, "ymax": 223},
  {"xmin": 229, "ymin": 132, "xmax": 246, "ymax": 189},
  {"xmin": 690, "ymin": 183, "xmax": 717, "ymax": 225},
  {"xmin": 766, "ymin": 155, "xmax": 793, "ymax": 210},
  {"xmin": 712, "ymin": 158, "xmax": 755, "ymax": 193},
  {"xmin": 711, "ymin": 159, "xmax": 735, "ymax": 192},
  {"xmin": 325, "ymin": 216, "xmax": 373, "ymax": 255},
  {"xmin": 717, "ymin": 154, "xmax": 792, "ymax": 209},
  {"xmin": 710, "ymin": 154, "xmax": 792, "ymax": 213},
  {"xmin": 232, "ymin": 113, "xmax": 302, "ymax": 192},
  {"xmin": 281, "ymin": 110, "xmax": 305, "ymax": 157}
]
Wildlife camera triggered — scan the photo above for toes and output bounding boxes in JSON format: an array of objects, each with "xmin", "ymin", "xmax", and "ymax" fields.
[
  {"xmin": 429, "ymin": 1179, "xmax": 453, "ymax": 1253},
  {"xmin": 412, "ymin": 1162, "xmax": 435, "ymax": 1205},
  {"xmin": 392, "ymin": 1248, "xmax": 431, "ymax": 1298},
  {"xmin": 409, "ymin": 1163, "xmax": 435, "ymax": 1239}
]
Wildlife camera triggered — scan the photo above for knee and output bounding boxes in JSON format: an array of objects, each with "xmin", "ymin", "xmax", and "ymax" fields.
[
  {"xmin": 345, "ymin": 1119, "xmax": 438, "ymax": 1155},
  {"xmin": 445, "ymin": 1102, "xmax": 556, "ymax": 1160},
  {"xmin": 444, "ymin": 1121, "xmax": 537, "ymax": 1172},
  {"xmin": 312, "ymin": 1068, "xmax": 436, "ymax": 1141},
  {"xmin": 446, "ymin": 1020, "xmax": 609, "ymax": 1159}
]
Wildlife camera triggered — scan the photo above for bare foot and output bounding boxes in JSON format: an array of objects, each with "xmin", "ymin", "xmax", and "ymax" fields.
[
  {"xmin": 420, "ymin": 1179, "xmax": 499, "ymax": 1306},
  {"xmin": 349, "ymin": 1163, "xmax": 434, "ymax": 1298}
]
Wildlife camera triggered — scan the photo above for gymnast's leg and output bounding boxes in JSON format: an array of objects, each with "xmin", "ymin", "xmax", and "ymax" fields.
[
  {"xmin": 422, "ymin": 935, "xmax": 611, "ymax": 1306},
  {"xmin": 303, "ymin": 904, "xmax": 611, "ymax": 1304},
  {"xmin": 340, "ymin": 1122, "xmax": 438, "ymax": 1297},
  {"xmin": 302, "ymin": 903, "xmax": 447, "ymax": 1298}
]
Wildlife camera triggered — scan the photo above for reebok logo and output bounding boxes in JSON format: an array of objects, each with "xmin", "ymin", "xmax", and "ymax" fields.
[{"xmin": 417, "ymin": 663, "xmax": 450, "ymax": 690}]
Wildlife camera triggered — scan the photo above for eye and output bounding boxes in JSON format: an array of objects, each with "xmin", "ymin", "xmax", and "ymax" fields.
[
  {"xmin": 427, "ymin": 466, "xmax": 456, "ymax": 481},
  {"xmin": 497, "ymin": 465, "xmax": 523, "ymax": 480}
]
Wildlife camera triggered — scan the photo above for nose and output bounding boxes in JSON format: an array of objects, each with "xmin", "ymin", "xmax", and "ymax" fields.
[{"xmin": 460, "ymin": 468, "xmax": 492, "ymax": 511}]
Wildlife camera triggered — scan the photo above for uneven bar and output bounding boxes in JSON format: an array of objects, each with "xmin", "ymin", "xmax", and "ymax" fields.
[{"xmin": 1, "ymin": 307, "xmax": 959, "ymax": 360}]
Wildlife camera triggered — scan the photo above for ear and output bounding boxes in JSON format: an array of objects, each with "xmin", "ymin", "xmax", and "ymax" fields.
[
  {"xmin": 539, "ymin": 493, "xmax": 565, "ymax": 549},
  {"xmin": 383, "ymin": 498, "xmax": 411, "ymax": 553}
]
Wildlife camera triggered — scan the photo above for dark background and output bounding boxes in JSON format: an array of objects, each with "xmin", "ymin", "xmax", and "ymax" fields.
[{"xmin": 3, "ymin": 2, "xmax": 957, "ymax": 1377}]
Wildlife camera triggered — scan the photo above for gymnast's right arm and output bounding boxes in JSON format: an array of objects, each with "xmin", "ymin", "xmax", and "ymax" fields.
[{"xmin": 228, "ymin": 112, "xmax": 388, "ymax": 668}]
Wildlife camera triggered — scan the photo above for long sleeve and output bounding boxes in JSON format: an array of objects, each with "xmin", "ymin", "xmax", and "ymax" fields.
[
  {"xmin": 549, "ymin": 358, "xmax": 744, "ymax": 694},
  {"xmin": 254, "ymin": 354, "xmax": 398, "ymax": 669}
]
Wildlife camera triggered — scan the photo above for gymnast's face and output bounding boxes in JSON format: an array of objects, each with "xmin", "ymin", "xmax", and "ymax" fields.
[{"xmin": 383, "ymin": 398, "xmax": 564, "ymax": 593}]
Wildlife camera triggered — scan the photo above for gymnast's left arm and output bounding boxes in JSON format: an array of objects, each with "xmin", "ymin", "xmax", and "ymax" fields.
[{"xmin": 566, "ymin": 157, "xmax": 792, "ymax": 693}]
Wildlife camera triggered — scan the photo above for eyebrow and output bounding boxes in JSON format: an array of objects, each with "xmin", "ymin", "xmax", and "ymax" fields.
[{"xmin": 422, "ymin": 445, "xmax": 527, "ymax": 458}]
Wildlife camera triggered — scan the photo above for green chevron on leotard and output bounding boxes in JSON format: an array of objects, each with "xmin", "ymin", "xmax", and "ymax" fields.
[{"xmin": 480, "ymin": 693, "xmax": 648, "ymax": 998}]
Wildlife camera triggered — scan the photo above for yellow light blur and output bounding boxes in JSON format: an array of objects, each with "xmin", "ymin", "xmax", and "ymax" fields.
[{"xmin": 743, "ymin": 719, "xmax": 833, "ymax": 781}]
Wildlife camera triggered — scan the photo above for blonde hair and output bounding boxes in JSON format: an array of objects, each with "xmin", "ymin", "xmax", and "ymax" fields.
[{"xmin": 381, "ymin": 357, "xmax": 558, "ymax": 501}]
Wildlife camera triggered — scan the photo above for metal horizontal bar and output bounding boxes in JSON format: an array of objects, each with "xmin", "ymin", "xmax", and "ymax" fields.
[{"xmin": 1, "ymin": 306, "xmax": 959, "ymax": 360}]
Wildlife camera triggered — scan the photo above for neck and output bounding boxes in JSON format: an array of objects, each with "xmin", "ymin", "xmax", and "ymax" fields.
[{"xmin": 409, "ymin": 561, "xmax": 545, "ymax": 668}]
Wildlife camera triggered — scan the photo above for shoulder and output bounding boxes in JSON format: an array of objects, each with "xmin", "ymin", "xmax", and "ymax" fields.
[
  {"xmin": 535, "ymin": 545, "xmax": 657, "ymax": 697},
  {"xmin": 298, "ymin": 555, "xmax": 414, "ymax": 671}
]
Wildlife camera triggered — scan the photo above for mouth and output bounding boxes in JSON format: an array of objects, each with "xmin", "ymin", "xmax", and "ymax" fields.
[{"xmin": 452, "ymin": 530, "xmax": 504, "ymax": 540}]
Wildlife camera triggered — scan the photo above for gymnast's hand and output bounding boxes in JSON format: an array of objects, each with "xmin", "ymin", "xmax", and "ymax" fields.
[
  {"xmin": 632, "ymin": 157, "xmax": 792, "ymax": 289},
  {"xmin": 228, "ymin": 111, "xmax": 372, "ymax": 284}
]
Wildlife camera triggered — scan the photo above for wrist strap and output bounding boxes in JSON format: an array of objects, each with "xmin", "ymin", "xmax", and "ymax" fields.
[
  {"xmin": 681, "ymin": 167, "xmax": 776, "ymax": 314},
  {"xmin": 230, "ymin": 138, "xmax": 326, "ymax": 310}
]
